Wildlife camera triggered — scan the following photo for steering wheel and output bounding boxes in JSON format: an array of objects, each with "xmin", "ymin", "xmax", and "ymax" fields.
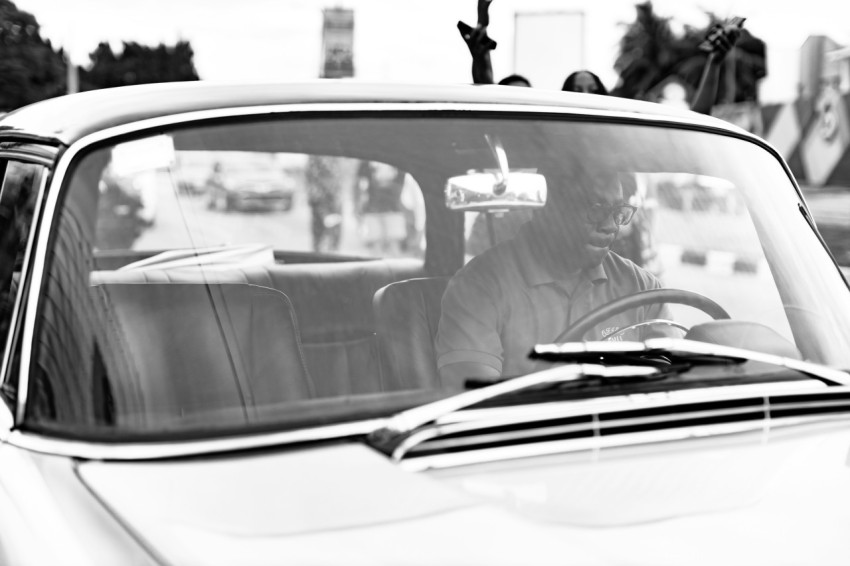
[{"xmin": 557, "ymin": 288, "xmax": 731, "ymax": 342}]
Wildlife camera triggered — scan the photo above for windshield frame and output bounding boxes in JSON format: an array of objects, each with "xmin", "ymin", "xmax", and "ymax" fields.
[{"xmin": 11, "ymin": 101, "xmax": 850, "ymax": 458}]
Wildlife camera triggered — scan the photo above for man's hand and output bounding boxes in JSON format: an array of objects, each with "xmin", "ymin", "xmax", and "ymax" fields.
[
  {"xmin": 701, "ymin": 19, "xmax": 743, "ymax": 60},
  {"xmin": 458, "ymin": 0, "xmax": 497, "ymax": 84},
  {"xmin": 460, "ymin": 23, "xmax": 496, "ymax": 58},
  {"xmin": 459, "ymin": 0, "xmax": 497, "ymax": 54},
  {"xmin": 458, "ymin": 21, "xmax": 496, "ymax": 84},
  {"xmin": 690, "ymin": 21, "xmax": 742, "ymax": 114},
  {"xmin": 709, "ymin": 26, "xmax": 740, "ymax": 59}
]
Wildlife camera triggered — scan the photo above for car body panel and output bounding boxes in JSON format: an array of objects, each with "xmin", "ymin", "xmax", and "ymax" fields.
[
  {"xmin": 73, "ymin": 422, "xmax": 850, "ymax": 565},
  {"xmin": 0, "ymin": 443, "xmax": 156, "ymax": 565}
]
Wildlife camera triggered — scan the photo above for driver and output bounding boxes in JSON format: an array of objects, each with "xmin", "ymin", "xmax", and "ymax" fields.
[{"xmin": 435, "ymin": 170, "xmax": 673, "ymax": 387}]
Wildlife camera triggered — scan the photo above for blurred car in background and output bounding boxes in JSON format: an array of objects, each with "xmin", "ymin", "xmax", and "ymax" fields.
[{"xmin": 206, "ymin": 162, "xmax": 296, "ymax": 212}]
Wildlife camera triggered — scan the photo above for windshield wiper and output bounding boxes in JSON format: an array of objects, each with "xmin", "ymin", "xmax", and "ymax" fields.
[
  {"xmin": 367, "ymin": 339, "xmax": 850, "ymax": 458},
  {"xmin": 531, "ymin": 338, "xmax": 850, "ymax": 387},
  {"xmin": 367, "ymin": 363, "xmax": 659, "ymax": 456}
]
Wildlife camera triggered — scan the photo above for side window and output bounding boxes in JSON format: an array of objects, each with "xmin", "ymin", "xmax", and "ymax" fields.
[
  {"xmin": 95, "ymin": 142, "xmax": 426, "ymax": 262},
  {"xmin": 0, "ymin": 160, "xmax": 42, "ymax": 362}
]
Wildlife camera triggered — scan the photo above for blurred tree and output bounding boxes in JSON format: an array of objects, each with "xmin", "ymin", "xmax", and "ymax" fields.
[
  {"xmin": 0, "ymin": 0, "xmax": 66, "ymax": 111},
  {"xmin": 612, "ymin": 2, "xmax": 766, "ymax": 106},
  {"xmin": 611, "ymin": 2, "xmax": 678, "ymax": 100},
  {"xmin": 0, "ymin": 0, "xmax": 199, "ymax": 111},
  {"xmin": 80, "ymin": 40, "xmax": 199, "ymax": 90}
]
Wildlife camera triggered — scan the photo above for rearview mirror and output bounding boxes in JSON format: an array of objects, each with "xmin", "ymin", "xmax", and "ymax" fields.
[
  {"xmin": 445, "ymin": 170, "xmax": 548, "ymax": 213},
  {"xmin": 446, "ymin": 134, "xmax": 547, "ymax": 213}
]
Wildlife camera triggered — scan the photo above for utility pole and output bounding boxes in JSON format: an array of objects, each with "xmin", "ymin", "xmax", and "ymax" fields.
[{"xmin": 66, "ymin": 52, "xmax": 79, "ymax": 94}]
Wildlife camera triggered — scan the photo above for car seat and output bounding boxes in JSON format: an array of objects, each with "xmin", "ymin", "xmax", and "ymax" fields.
[
  {"xmin": 372, "ymin": 277, "xmax": 449, "ymax": 391},
  {"xmin": 96, "ymin": 282, "xmax": 315, "ymax": 427}
]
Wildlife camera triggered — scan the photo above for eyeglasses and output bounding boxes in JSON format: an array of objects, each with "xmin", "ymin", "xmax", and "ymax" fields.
[{"xmin": 585, "ymin": 203, "xmax": 637, "ymax": 226}]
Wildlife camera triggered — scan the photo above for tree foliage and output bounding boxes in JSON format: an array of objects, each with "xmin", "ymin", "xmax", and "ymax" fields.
[
  {"xmin": 612, "ymin": 2, "xmax": 766, "ymax": 105},
  {"xmin": 0, "ymin": 0, "xmax": 66, "ymax": 111},
  {"xmin": 80, "ymin": 40, "xmax": 199, "ymax": 90},
  {"xmin": 0, "ymin": 0, "xmax": 199, "ymax": 111}
]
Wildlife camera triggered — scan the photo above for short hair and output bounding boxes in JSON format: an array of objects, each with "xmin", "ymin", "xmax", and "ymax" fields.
[
  {"xmin": 498, "ymin": 74, "xmax": 532, "ymax": 87},
  {"xmin": 562, "ymin": 71, "xmax": 608, "ymax": 95}
]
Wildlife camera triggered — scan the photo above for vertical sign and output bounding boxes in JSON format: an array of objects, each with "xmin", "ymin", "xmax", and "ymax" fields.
[
  {"xmin": 513, "ymin": 11, "xmax": 584, "ymax": 90},
  {"xmin": 320, "ymin": 8, "xmax": 355, "ymax": 78}
]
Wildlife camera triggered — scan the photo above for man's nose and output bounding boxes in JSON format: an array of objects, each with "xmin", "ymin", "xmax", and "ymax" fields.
[{"xmin": 597, "ymin": 213, "xmax": 619, "ymax": 233}]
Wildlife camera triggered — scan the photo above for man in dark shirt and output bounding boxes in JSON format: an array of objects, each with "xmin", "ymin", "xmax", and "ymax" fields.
[{"xmin": 435, "ymin": 171, "xmax": 671, "ymax": 387}]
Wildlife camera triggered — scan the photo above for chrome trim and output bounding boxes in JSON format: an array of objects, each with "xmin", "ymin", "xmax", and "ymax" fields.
[
  {"xmin": 412, "ymin": 402, "xmax": 774, "ymax": 454},
  {"xmin": 399, "ymin": 413, "xmax": 850, "ymax": 472},
  {"xmin": 371, "ymin": 364, "xmax": 659, "ymax": 457},
  {"xmin": 415, "ymin": 421, "xmax": 600, "ymax": 453},
  {"xmin": 606, "ymin": 319, "xmax": 689, "ymax": 340},
  {"xmin": 771, "ymin": 398, "xmax": 850, "ymax": 411},
  {"xmin": 389, "ymin": 380, "xmax": 835, "ymax": 461},
  {"xmin": 7, "ymin": 419, "xmax": 382, "ymax": 461},
  {"xmin": 0, "ymin": 131, "xmax": 63, "ymax": 146},
  {"xmin": 386, "ymin": 380, "xmax": 840, "ymax": 461},
  {"xmin": 0, "ymin": 150, "xmax": 56, "ymax": 167},
  {"xmin": 9, "ymin": 100, "xmax": 823, "ymax": 457},
  {"xmin": 402, "ymin": 395, "xmax": 850, "ymax": 456},
  {"xmin": 424, "ymin": 379, "xmax": 827, "ymax": 427},
  {"xmin": 2, "ymin": 167, "xmax": 48, "ymax": 427}
]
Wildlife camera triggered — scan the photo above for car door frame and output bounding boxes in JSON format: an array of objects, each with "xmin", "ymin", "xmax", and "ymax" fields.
[{"xmin": 0, "ymin": 145, "xmax": 57, "ymax": 438}]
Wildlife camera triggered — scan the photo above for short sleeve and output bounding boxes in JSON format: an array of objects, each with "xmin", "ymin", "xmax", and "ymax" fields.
[
  {"xmin": 435, "ymin": 271, "xmax": 504, "ymax": 374},
  {"xmin": 639, "ymin": 267, "xmax": 678, "ymax": 337}
]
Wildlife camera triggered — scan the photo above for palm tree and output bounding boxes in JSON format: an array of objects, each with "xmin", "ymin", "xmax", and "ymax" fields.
[
  {"xmin": 612, "ymin": 2, "xmax": 766, "ymax": 107},
  {"xmin": 611, "ymin": 2, "xmax": 678, "ymax": 100}
]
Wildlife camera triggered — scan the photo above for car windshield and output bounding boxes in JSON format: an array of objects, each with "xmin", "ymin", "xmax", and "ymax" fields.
[{"xmin": 24, "ymin": 112, "xmax": 850, "ymax": 441}]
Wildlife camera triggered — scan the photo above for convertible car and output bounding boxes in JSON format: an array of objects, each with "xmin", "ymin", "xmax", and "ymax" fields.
[{"xmin": 1, "ymin": 81, "xmax": 850, "ymax": 565}]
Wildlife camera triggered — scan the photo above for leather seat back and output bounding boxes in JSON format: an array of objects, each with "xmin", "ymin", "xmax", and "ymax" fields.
[
  {"xmin": 92, "ymin": 258, "xmax": 424, "ymax": 396},
  {"xmin": 373, "ymin": 277, "xmax": 449, "ymax": 391},
  {"xmin": 97, "ymin": 283, "xmax": 314, "ymax": 427}
]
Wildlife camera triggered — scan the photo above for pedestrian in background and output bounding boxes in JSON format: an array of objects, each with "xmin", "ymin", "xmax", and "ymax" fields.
[{"xmin": 458, "ymin": 0, "xmax": 741, "ymax": 115}]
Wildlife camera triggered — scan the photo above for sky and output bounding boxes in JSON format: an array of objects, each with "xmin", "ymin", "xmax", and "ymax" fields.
[{"xmin": 12, "ymin": 0, "xmax": 850, "ymax": 103}]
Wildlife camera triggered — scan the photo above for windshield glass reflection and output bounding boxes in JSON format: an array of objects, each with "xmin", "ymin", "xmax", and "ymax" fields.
[{"xmin": 26, "ymin": 115, "xmax": 850, "ymax": 440}]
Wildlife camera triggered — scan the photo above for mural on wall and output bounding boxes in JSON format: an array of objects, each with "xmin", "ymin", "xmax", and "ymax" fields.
[{"xmin": 761, "ymin": 38, "xmax": 850, "ymax": 187}]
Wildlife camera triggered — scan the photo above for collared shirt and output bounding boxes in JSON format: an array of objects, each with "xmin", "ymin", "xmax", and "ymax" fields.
[{"xmin": 435, "ymin": 229, "xmax": 668, "ymax": 377}]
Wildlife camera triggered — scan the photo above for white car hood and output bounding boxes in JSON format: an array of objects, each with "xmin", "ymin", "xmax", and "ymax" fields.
[{"xmin": 78, "ymin": 423, "xmax": 850, "ymax": 565}]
